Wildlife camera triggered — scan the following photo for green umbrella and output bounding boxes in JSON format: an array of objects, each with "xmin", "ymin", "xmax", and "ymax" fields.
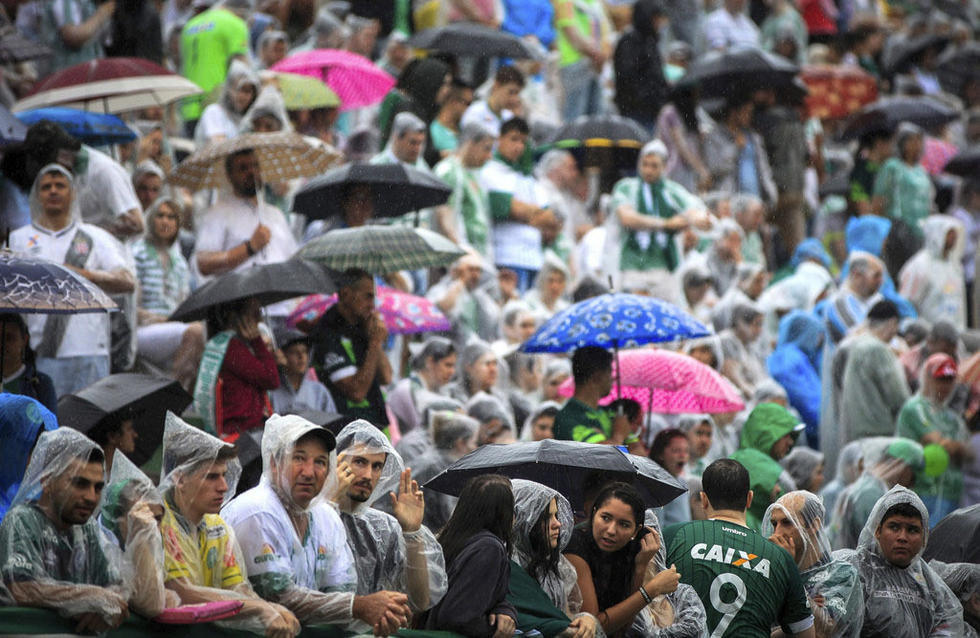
[
  {"xmin": 277, "ymin": 72, "xmax": 341, "ymax": 110},
  {"xmin": 297, "ymin": 225, "xmax": 465, "ymax": 273}
]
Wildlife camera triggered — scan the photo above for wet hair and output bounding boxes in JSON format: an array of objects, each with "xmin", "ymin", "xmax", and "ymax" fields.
[
  {"xmin": 493, "ymin": 65, "xmax": 525, "ymax": 88},
  {"xmin": 607, "ymin": 398, "xmax": 641, "ymax": 422},
  {"xmin": 88, "ymin": 408, "xmax": 139, "ymax": 448},
  {"xmin": 590, "ymin": 481, "xmax": 645, "ymax": 528},
  {"xmin": 571, "ymin": 346, "xmax": 613, "ymax": 385},
  {"xmin": 866, "ymin": 300, "xmax": 899, "ymax": 323},
  {"xmin": 0, "ymin": 314, "xmax": 42, "ymax": 393},
  {"xmin": 86, "ymin": 446, "xmax": 105, "ymax": 465},
  {"xmin": 650, "ymin": 428, "xmax": 687, "ymax": 468},
  {"xmin": 928, "ymin": 320, "xmax": 959, "ymax": 346},
  {"xmin": 438, "ymin": 474, "xmax": 513, "ymax": 562},
  {"xmin": 572, "ymin": 275, "xmax": 609, "ymax": 302},
  {"xmin": 879, "ymin": 502, "xmax": 922, "ymax": 528},
  {"xmin": 702, "ymin": 458, "xmax": 750, "ymax": 511},
  {"xmin": 410, "ymin": 337, "xmax": 456, "ymax": 370},
  {"xmin": 338, "ymin": 267, "xmax": 372, "ymax": 290},
  {"xmin": 527, "ymin": 498, "xmax": 561, "ymax": 581},
  {"xmin": 500, "ymin": 117, "xmax": 530, "ymax": 137}
]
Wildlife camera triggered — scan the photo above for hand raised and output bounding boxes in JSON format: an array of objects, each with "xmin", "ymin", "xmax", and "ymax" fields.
[{"xmin": 391, "ymin": 468, "xmax": 424, "ymax": 533}]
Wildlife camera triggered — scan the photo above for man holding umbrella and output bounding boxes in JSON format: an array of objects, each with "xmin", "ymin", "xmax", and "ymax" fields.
[{"xmin": 309, "ymin": 268, "xmax": 392, "ymax": 429}]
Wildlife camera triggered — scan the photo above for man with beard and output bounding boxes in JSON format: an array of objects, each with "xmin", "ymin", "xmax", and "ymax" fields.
[
  {"xmin": 193, "ymin": 148, "xmax": 298, "ymax": 281},
  {"xmin": 309, "ymin": 269, "xmax": 392, "ymax": 427}
]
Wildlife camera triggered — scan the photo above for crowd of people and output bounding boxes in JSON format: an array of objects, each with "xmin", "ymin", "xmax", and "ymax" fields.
[{"xmin": 1, "ymin": 0, "xmax": 980, "ymax": 634}]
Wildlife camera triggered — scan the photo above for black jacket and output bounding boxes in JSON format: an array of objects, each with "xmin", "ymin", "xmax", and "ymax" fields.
[{"xmin": 613, "ymin": 0, "xmax": 670, "ymax": 121}]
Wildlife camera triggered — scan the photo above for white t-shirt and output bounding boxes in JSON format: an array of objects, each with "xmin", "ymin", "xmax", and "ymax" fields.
[
  {"xmin": 75, "ymin": 147, "xmax": 142, "ymax": 230},
  {"xmin": 10, "ymin": 220, "xmax": 130, "ymax": 358},
  {"xmin": 460, "ymin": 100, "xmax": 513, "ymax": 138},
  {"xmin": 222, "ymin": 481, "xmax": 357, "ymax": 601},
  {"xmin": 194, "ymin": 103, "xmax": 240, "ymax": 147},
  {"xmin": 480, "ymin": 158, "xmax": 546, "ymax": 271},
  {"xmin": 701, "ymin": 8, "xmax": 760, "ymax": 51}
]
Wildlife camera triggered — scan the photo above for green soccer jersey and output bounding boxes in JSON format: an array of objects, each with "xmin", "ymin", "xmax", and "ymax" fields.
[
  {"xmin": 666, "ymin": 519, "xmax": 812, "ymax": 638},
  {"xmin": 179, "ymin": 7, "xmax": 249, "ymax": 122}
]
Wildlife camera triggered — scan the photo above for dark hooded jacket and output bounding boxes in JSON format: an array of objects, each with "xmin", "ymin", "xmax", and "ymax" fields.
[{"xmin": 613, "ymin": 0, "xmax": 670, "ymax": 122}]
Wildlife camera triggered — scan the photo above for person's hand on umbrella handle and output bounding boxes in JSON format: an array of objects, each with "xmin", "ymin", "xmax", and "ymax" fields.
[
  {"xmin": 367, "ymin": 311, "xmax": 388, "ymax": 344},
  {"xmin": 250, "ymin": 224, "xmax": 272, "ymax": 253}
]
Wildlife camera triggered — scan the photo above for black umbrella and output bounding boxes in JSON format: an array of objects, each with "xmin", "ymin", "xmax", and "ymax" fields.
[
  {"xmin": 407, "ymin": 22, "xmax": 539, "ymax": 59},
  {"xmin": 169, "ymin": 258, "xmax": 334, "ymax": 322},
  {"xmin": 883, "ymin": 33, "xmax": 950, "ymax": 75},
  {"xmin": 627, "ymin": 455, "xmax": 689, "ymax": 510},
  {"xmin": 57, "ymin": 373, "xmax": 192, "ymax": 466},
  {"xmin": 677, "ymin": 48, "xmax": 799, "ymax": 100},
  {"xmin": 936, "ymin": 42, "xmax": 980, "ymax": 95},
  {"xmin": 942, "ymin": 146, "xmax": 980, "ymax": 178},
  {"xmin": 292, "ymin": 163, "xmax": 452, "ymax": 222},
  {"xmin": 922, "ymin": 504, "xmax": 980, "ymax": 563},
  {"xmin": 548, "ymin": 114, "xmax": 649, "ymax": 149},
  {"xmin": 423, "ymin": 439, "xmax": 686, "ymax": 511},
  {"xmin": 840, "ymin": 96, "xmax": 960, "ymax": 141},
  {"xmin": 0, "ymin": 26, "xmax": 51, "ymax": 64}
]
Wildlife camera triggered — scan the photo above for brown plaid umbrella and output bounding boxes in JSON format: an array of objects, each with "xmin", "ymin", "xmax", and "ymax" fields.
[{"xmin": 167, "ymin": 131, "xmax": 342, "ymax": 191}]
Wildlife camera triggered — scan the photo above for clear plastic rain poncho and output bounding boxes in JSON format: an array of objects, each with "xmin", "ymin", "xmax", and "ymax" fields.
[
  {"xmin": 157, "ymin": 412, "xmax": 297, "ymax": 637},
  {"xmin": 842, "ymin": 485, "xmax": 965, "ymax": 638},
  {"xmin": 818, "ymin": 440, "xmax": 863, "ymax": 526},
  {"xmin": 0, "ymin": 428, "xmax": 127, "ymax": 626},
  {"xmin": 779, "ymin": 447, "xmax": 824, "ymax": 493},
  {"xmin": 510, "ymin": 480, "xmax": 606, "ymax": 636},
  {"xmin": 99, "ymin": 450, "xmax": 173, "ymax": 618},
  {"xmin": 240, "ymin": 85, "xmax": 294, "ymax": 135},
  {"xmin": 761, "ymin": 491, "xmax": 863, "ymax": 638},
  {"xmin": 928, "ymin": 560, "xmax": 980, "ymax": 638},
  {"xmin": 635, "ymin": 509, "xmax": 708, "ymax": 638},
  {"xmin": 412, "ymin": 411, "xmax": 481, "ymax": 531},
  {"xmin": 829, "ymin": 437, "xmax": 924, "ymax": 550},
  {"xmin": 394, "ymin": 392, "xmax": 462, "ymax": 465},
  {"xmin": 676, "ymin": 414, "xmax": 716, "ymax": 476},
  {"xmin": 334, "ymin": 420, "xmax": 448, "ymax": 615},
  {"xmin": 221, "ymin": 414, "xmax": 358, "ymax": 625}
]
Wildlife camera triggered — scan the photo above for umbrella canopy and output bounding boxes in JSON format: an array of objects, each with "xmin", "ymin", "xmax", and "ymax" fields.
[
  {"xmin": 678, "ymin": 47, "xmax": 798, "ymax": 100},
  {"xmin": 16, "ymin": 107, "xmax": 136, "ymax": 146},
  {"xmin": 0, "ymin": 251, "xmax": 117, "ymax": 314},
  {"xmin": 921, "ymin": 503, "xmax": 980, "ymax": 563},
  {"xmin": 292, "ymin": 162, "xmax": 452, "ymax": 221},
  {"xmin": 285, "ymin": 287, "xmax": 451, "ymax": 334},
  {"xmin": 943, "ymin": 146, "xmax": 980, "ymax": 178},
  {"xmin": 0, "ymin": 26, "xmax": 51, "ymax": 64},
  {"xmin": 841, "ymin": 96, "xmax": 960, "ymax": 141},
  {"xmin": 548, "ymin": 114, "xmax": 649, "ymax": 150},
  {"xmin": 883, "ymin": 33, "xmax": 950, "ymax": 75},
  {"xmin": 520, "ymin": 293, "xmax": 711, "ymax": 353},
  {"xmin": 800, "ymin": 65, "xmax": 878, "ymax": 120},
  {"xmin": 407, "ymin": 22, "xmax": 538, "ymax": 59},
  {"xmin": 423, "ymin": 439, "xmax": 687, "ymax": 511},
  {"xmin": 13, "ymin": 57, "xmax": 201, "ymax": 114},
  {"xmin": 936, "ymin": 42, "xmax": 980, "ymax": 96},
  {"xmin": 557, "ymin": 348, "xmax": 744, "ymax": 414},
  {"xmin": 297, "ymin": 225, "xmax": 465, "ymax": 273},
  {"xmin": 57, "ymin": 373, "xmax": 192, "ymax": 466},
  {"xmin": 0, "ymin": 104, "xmax": 26, "ymax": 145},
  {"xmin": 276, "ymin": 72, "xmax": 340, "ymax": 109},
  {"xmin": 167, "ymin": 131, "xmax": 341, "ymax": 191},
  {"xmin": 271, "ymin": 49, "xmax": 395, "ymax": 111},
  {"xmin": 169, "ymin": 259, "xmax": 334, "ymax": 323}
]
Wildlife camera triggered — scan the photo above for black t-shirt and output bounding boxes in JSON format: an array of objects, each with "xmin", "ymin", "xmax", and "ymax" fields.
[{"xmin": 309, "ymin": 305, "xmax": 387, "ymax": 427}]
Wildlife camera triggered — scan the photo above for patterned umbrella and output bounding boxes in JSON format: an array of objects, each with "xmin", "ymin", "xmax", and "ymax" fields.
[
  {"xmin": 548, "ymin": 114, "xmax": 649, "ymax": 150},
  {"xmin": 276, "ymin": 72, "xmax": 340, "ymax": 109},
  {"xmin": 297, "ymin": 225, "xmax": 465, "ymax": 273},
  {"xmin": 0, "ymin": 251, "xmax": 117, "ymax": 314},
  {"xmin": 271, "ymin": 49, "xmax": 395, "ymax": 111},
  {"xmin": 286, "ymin": 286, "xmax": 451, "ymax": 334},
  {"xmin": 800, "ymin": 65, "xmax": 878, "ymax": 120},
  {"xmin": 521, "ymin": 293, "xmax": 710, "ymax": 353},
  {"xmin": 13, "ymin": 57, "xmax": 201, "ymax": 114},
  {"xmin": 167, "ymin": 131, "xmax": 341, "ymax": 191},
  {"xmin": 557, "ymin": 348, "xmax": 744, "ymax": 414},
  {"xmin": 16, "ymin": 107, "xmax": 136, "ymax": 146}
]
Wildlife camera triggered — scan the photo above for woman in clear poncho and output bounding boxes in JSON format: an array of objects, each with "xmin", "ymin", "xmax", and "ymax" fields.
[
  {"xmin": 221, "ymin": 414, "xmax": 362, "ymax": 628},
  {"xmin": 411, "ymin": 411, "xmax": 480, "ymax": 531},
  {"xmin": 445, "ymin": 341, "xmax": 512, "ymax": 420},
  {"xmin": 0, "ymin": 428, "xmax": 128, "ymax": 632},
  {"xmin": 779, "ymin": 447, "xmax": 825, "ymax": 494},
  {"xmin": 508, "ymin": 479, "xmax": 600, "ymax": 638},
  {"xmin": 761, "ymin": 491, "xmax": 862, "ymax": 638},
  {"xmin": 818, "ymin": 440, "xmax": 862, "ymax": 527},
  {"xmin": 194, "ymin": 59, "xmax": 260, "ymax": 147},
  {"xmin": 828, "ymin": 437, "xmax": 924, "ymax": 551},
  {"xmin": 99, "ymin": 450, "xmax": 180, "ymax": 618},
  {"xmin": 840, "ymin": 485, "xmax": 965, "ymax": 638},
  {"xmin": 524, "ymin": 253, "xmax": 572, "ymax": 320},
  {"xmin": 928, "ymin": 560, "xmax": 980, "ymax": 637},
  {"xmin": 388, "ymin": 337, "xmax": 457, "ymax": 436},
  {"xmin": 677, "ymin": 414, "xmax": 715, "ymax": 477},
  {"xmin": 332, "ymin": 420, "xmax": 448, "ymax": 624},
  {"xmin": 895, "ymin": 352, "xmax": 972, "ymax": 524},
  {"xmin": 157, "ymin": 411, "xmax": 300, "ymax": 637}
]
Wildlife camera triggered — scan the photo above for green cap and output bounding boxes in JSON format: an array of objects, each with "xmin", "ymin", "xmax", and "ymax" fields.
[{"xmin": 885, "ymin": 438, "xmax": 925, "ymax": 471}]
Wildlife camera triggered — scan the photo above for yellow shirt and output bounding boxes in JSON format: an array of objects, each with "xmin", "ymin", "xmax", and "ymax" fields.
[{"xmin": 160, "ymin": 498, "xmax": 245, "ymax": 589}]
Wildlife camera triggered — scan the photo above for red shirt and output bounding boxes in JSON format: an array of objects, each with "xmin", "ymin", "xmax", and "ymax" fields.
[{"xmin": 219, "ymin": 336, "xmax": 279, "ymax": 433}]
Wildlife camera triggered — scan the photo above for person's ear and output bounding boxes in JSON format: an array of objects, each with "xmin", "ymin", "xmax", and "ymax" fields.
[
  {"xmin": 746, "ymin": 490, "xmax": 753, "ymax": 510},
  {"xmin": 699, "ymin": 491, "xmax": 710, "ymax": 512}
]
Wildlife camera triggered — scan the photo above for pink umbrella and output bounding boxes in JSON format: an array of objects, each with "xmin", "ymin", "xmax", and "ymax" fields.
[
  {"xmin": 558, "ymin": 348, "xmax": 744, "ymax": 414},
  {"xmin": 271, "ymin": 49, "xmax": 395, "ymax": 111},
  {"xmin": 286, "ymin": 286, "xmax": 451, "ymax": 334}
]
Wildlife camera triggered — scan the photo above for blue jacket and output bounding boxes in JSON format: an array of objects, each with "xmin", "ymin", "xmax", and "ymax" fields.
[
  {"xmin": 0, "ymin": 395, "xmax": 58, "ymax": 522},
  {"xmin": 841, "ymin": 216, "xmax": 917, "ymax": 319},
  {"xmin": 768, "ymin": 310, "xmax": 823, "ymax": 445},
  {"xmin": 501, "ymin": 0, "xmax": 555, "ymax": 47}
]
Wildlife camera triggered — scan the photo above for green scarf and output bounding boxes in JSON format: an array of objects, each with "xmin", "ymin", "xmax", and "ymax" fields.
[
  {"xmin": 506, "ymin": 560, "xmax": 571, "ymax": 638},
  {"xmin": 620, "ymin": 179, "xmax": 679, "ymax": 271},
  {"xmin": 193, "ymin": 331, "xmax": 234, "ymax": 435}
]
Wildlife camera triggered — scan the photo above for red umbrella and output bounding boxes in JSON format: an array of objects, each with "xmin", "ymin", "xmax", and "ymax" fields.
[
  {"xmin": 13, "ymin": 57, "xmax": 201, "ymax": 113},
  {"xmin": 271, "ymin": 49, "xmax": 395, "ymax": 111},
  {"xmin": 286, "ymin": 287, "xmax": 450, "ymax": 334},
  {"xmin": 558, "ymin": 348, "xmax": 744, "ymax": 414},
  {"xmin": 800, "ymin": 64, "xmax": 878, "ymax": 120}
]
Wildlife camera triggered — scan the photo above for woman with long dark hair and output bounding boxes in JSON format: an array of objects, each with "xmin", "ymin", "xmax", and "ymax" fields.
[
  {"xmin": 0, "ymin": 313, "xmax": 56, "ymax": 412},
  {"xmin": 423, "ymin": 474, "xmax": 518, "ymax": 638},
  {"xmin": 563, "ymin": 482, "xmax": 680, "ymax": 637}
]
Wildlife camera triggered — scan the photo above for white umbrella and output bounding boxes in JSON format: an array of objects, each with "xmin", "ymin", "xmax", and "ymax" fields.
[{"xmin": 13, "ymin": 75, "xmax": 201, "ymax": 114}]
